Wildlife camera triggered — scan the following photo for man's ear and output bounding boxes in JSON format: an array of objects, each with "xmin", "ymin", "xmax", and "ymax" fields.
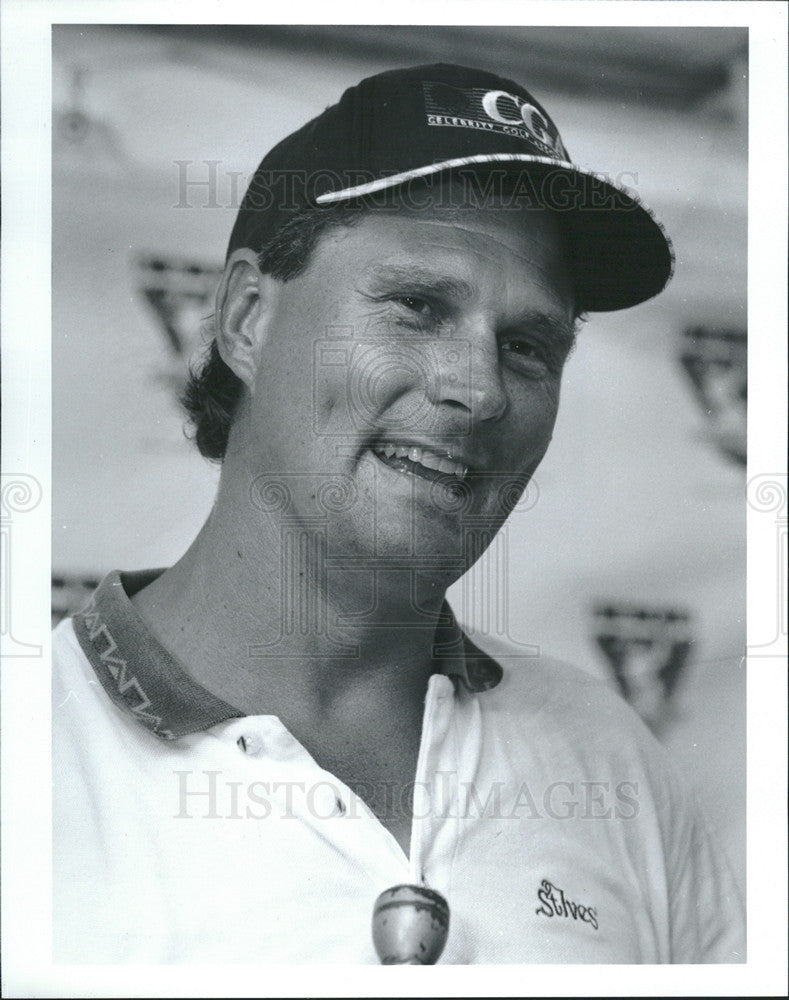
[{"xmin": 215, "ymin": 249, "xmax": 279, "ymax": 390}]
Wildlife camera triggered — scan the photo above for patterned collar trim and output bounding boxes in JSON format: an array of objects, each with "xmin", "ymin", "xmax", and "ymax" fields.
[{"xmin": 71, "ymin": 569, "xmax": 502, "ymax": 741}]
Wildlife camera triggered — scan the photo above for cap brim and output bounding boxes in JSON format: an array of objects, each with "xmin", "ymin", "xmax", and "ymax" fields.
[{"xmin": 315, "ymin": 153, "xmax": 674, "ymax": 313}]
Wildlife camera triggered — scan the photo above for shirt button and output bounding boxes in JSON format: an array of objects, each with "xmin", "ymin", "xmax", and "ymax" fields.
[{"xmin": 237, "ymin": 734, "xmax": 263, "ymax": 755}]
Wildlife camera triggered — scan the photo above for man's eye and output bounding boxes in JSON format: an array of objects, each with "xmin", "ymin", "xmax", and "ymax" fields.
[
  {"xmin": 501, "ymin": 338, "xmax": 552, "ymax": 373},
  {"xmin": 387, "ymin": 294, "xmax": 445, "ymax": 332},
  {"xmin": 393, "ymin": 295, "xmax": 433, "ymax": 316},
  {"xmin": 502, "ymin": 338, "xmax": 542, "ymax": 360},
  {"xmin": 503, "ymin": 339, "xmax": 537, "ymax": 357}
]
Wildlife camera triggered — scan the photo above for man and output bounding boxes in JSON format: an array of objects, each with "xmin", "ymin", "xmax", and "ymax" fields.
[{"xmin": 52, "ymin": 63, "xmax": 744, "ymax": 963}]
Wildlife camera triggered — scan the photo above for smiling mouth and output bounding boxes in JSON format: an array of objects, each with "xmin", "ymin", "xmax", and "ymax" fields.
[{"xmin": 371, "ymin": 443, "xmax": 469, "ymax": 484}]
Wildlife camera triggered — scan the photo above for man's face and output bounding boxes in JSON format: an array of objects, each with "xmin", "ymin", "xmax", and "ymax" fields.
[{"xmin": 234, "ymin": 193, "xmax": 576, "ymax": 586}]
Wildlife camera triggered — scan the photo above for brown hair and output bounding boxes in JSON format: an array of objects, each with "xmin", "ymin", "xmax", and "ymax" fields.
[{"xmin": 181, "ymin": 203, "xmax": 365, "ymax": 460}]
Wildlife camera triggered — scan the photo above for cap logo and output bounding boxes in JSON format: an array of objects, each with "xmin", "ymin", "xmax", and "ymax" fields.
[{"xmin": 423, "ymin": 81, "xmax": 566, "ymax": 159}]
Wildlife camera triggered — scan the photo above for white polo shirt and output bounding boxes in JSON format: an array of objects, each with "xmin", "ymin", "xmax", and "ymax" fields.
[{"xmin": 52, "ymin": 570, "xmax": 744, "ymax": 964}]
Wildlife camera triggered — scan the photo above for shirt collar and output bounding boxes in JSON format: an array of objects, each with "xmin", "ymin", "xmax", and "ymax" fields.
[{"xmin": 71, "ymin": 569, "xmax": 502, "ymax": 741}]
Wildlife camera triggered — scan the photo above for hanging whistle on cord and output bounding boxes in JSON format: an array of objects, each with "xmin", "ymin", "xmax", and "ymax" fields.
[{"xmin": 372, "ymin": 884, "xmax": 450, "ymax": 964}]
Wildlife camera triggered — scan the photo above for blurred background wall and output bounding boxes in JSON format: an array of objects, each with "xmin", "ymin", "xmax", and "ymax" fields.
[{"xmin": 51, "ymin": 25, "xmax": 747, "ymax": 887}]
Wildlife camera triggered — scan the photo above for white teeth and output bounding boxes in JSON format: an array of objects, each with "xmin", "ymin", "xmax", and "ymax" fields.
[
  {"xmin": 373, "ymin": 443, "xmax": 469, "ymax": 479},
  {"xmin": 418, "ymin": 452, "xmax": 444, "ymax": 473}
]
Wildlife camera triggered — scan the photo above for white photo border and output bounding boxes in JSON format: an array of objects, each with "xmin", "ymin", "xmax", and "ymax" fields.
[{"xmin": 1, "ymin": 1, "xmax": 786, "ymax": 996}]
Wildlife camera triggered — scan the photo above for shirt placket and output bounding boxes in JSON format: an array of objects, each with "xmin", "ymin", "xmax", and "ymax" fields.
[
  {"xmin": 218, "ymin": 715, "xmax": 408, "ymax": 889},
  {"xmin": 216, "ymin": 673, "xmax": 459, "ymax": 896},
  {"xmin": 408, "ymin": 673, "xmax": 457, "ymax": 888}
]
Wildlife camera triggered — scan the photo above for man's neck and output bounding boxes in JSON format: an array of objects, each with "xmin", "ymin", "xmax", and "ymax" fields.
[{"xmin": 129, "ymin": 489, "xmax": 452, "ymax": 731}]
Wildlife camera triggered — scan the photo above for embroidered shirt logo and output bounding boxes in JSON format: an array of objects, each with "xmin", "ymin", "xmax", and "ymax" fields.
[
  {"xmin": 422, "ymin": 81, "xmax": 567, "ymax": 159},
  {"xmin": 535, "ymin": 878, "xmax": 599, "ymax": 930}
]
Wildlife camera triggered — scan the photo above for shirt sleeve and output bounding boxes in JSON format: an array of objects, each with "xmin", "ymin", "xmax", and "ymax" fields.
[{"xmin": 667, "ymin": 788, "xmax": 746, "ymax": 963}]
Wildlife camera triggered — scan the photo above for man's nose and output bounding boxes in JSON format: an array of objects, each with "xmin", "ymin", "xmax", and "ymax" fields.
[{"xmin": 428, "ymin": 335, "xmax": 508, "ymax": 425}]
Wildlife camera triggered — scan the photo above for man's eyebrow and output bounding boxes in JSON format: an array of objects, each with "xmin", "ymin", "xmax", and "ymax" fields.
[{"xmin": 364, "ymin": 265, "xmax": 476, "ymax": 301}]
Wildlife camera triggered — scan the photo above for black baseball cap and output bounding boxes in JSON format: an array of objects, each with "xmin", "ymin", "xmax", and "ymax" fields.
[{"xmin": 228, "ymin": 63, "xmax": 673, "ymax": 312}]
